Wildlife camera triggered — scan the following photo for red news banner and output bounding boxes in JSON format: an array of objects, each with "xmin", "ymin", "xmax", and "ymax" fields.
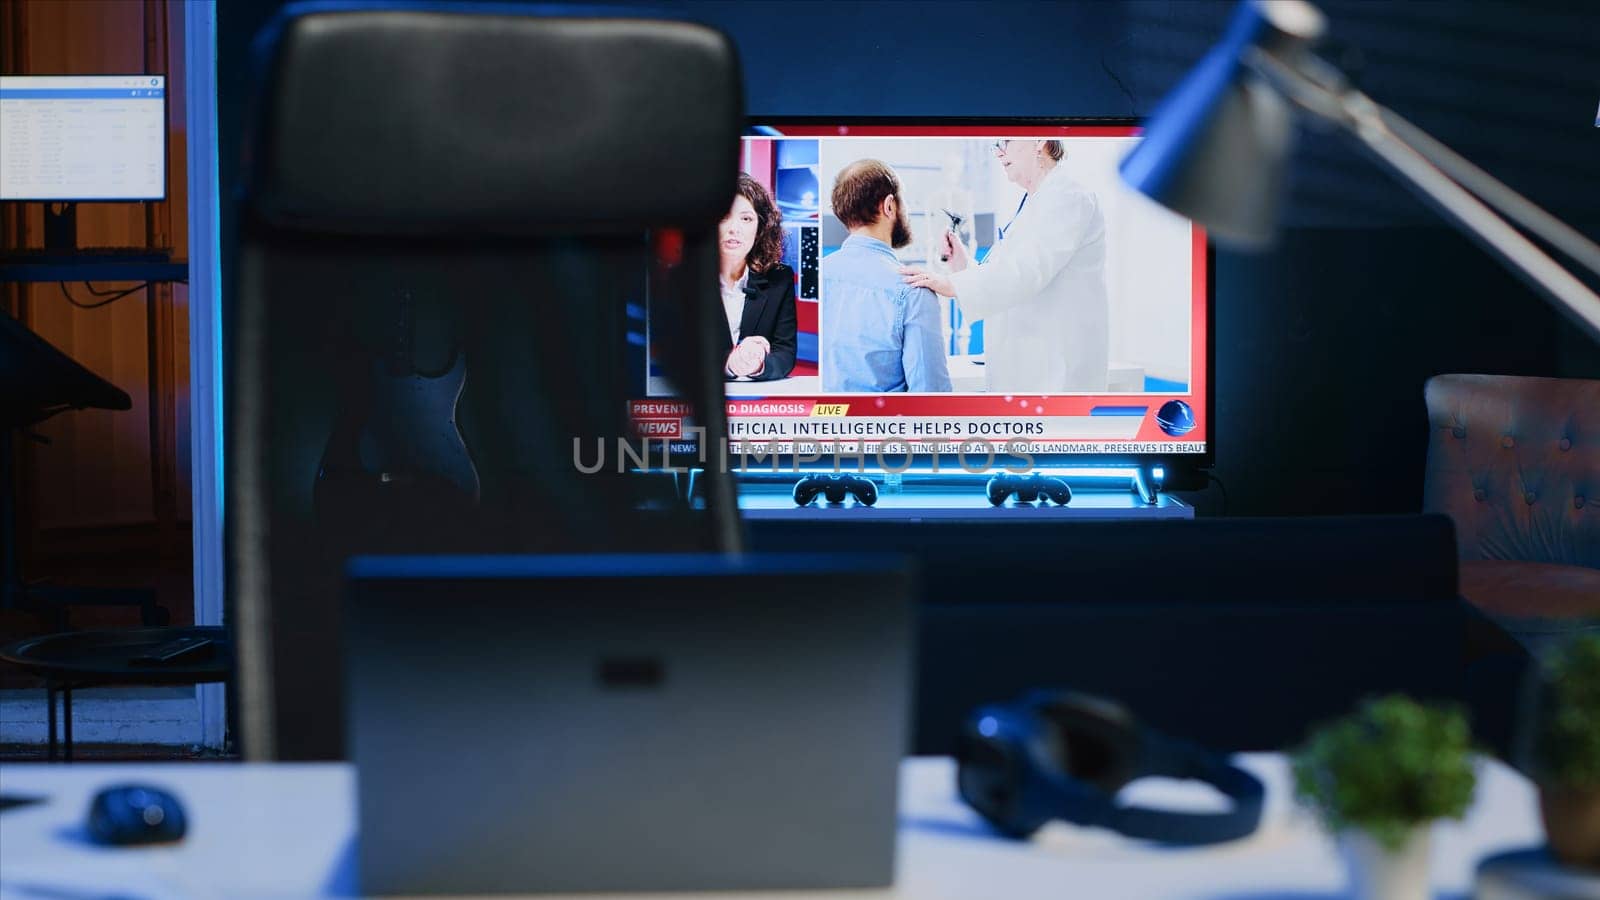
[{"xmin": 628, "ymin": 399, "xmax": 1207, "ymax": 456}]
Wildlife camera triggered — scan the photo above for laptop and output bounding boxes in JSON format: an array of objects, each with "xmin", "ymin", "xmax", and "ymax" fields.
[{"xmin": 344, "ymin": 553, "xmax": 914, "ymax": 895}]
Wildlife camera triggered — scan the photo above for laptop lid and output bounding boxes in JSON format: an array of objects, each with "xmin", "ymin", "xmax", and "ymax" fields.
[{"xmin": 344, "ymin": 552, "xmax": 914, "ymax": 894}]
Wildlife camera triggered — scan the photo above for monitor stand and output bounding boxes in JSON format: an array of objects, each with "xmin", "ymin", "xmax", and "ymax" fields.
[
  {"xmin": 1133, "ymin": 467, "xmax": 1162, "ymax": 506},
  {"xmin": 43, "ymin": 203, "xmax": 76, "ymax": 253},
  {"xmin": 35, "ymin": 202, "xmax": 169, "ymax": 259}
]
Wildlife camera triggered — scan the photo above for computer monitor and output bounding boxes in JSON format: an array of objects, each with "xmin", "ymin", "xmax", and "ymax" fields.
[
  {"xmin": 634, "ymin": 118, "xmax": 1212, "ymax": 475},
  {"xmin": 0, "ymin": 75, "xmax": 168, "ymax": 202}
]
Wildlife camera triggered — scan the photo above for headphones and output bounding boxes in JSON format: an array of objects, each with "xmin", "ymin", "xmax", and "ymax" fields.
[{"xmin": 956, "ymin": 691, "xmax": 1265, "ymax": 845}]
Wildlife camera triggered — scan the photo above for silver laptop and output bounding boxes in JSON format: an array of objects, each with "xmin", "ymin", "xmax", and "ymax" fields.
[{"xmin": 344, "ymin": 552, "xmax": 914, "ymax": 895}]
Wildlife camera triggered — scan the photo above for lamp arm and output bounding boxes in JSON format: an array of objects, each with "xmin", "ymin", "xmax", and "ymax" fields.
[{"xmin": 1247, "ymin": 47, "xmax": 1600, "ymax": 345}]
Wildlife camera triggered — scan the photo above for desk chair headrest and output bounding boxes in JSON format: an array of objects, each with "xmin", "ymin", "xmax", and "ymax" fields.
[{"xmin": 246, "ymin": 3, "xmax": 743, "ymax": 237}]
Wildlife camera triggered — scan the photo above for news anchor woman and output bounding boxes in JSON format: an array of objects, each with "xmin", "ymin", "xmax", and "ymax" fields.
[
  {"xmin": 901, "ymin": 139, "xmax": 1109, "ymax": 393},
  {"xmin": 720, "ymin": 173, "xmax": 798, "ymax": 381}
]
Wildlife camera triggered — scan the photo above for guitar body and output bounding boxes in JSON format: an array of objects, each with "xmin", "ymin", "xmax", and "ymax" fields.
[{"xmin": 314, "ymin": 298, "xmax": 480, "ymax": 545}]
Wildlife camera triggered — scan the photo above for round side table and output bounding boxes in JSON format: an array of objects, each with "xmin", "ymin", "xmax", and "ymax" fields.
[{"xmin": 0, "ymin": 626, "xmax": 230, "ymax": 761}]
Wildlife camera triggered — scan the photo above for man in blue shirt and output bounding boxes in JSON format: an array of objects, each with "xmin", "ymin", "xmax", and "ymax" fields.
[{"xmin": 821, "ymin": 160, "xmax": 953, "ymax": 393}]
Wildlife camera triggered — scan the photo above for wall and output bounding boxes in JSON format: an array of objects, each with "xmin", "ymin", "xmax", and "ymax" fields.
[
  {"xmin": 2, "ymin": 0, "xmax": 194, "ymax": 647},
  {"xmin": 217, "ymin": 0, "xmax": 1600, "ymax": 516}
]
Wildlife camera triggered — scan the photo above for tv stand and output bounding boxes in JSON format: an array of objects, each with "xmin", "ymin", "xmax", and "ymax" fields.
[
  {"xmin": 1133, "ymin": 467, "xmax": 1160, "ymax": 506},
  {"xmin": 738, "ymin": 480, "xmax": 1191, "ymax": 521}
]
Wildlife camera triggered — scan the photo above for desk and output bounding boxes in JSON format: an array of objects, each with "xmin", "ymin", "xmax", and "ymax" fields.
[
  {"xmin": 649, "ymin": 375, "xmax": 826, "ymax": 397},
  {"xmin": 651, "ymin": 363, "xmax": 1150, "ymax": 397},
  {"xmin": 945, "ymin": 357, "xmax": 1148, "ymax": 394},
  {"xmin": 728, "ymin": 375, "xmax": 822, "ymax": 396},
  {"xmin": 0, "ymin": 260, "xmax": 188, "ymax": 284},
  {"xmin": 946, "ymin": 357, "xmax": 986, "ymax": 393},
  {"xmin": 0, "ymin": 755, "xmax": 1544, "ymax": 899},
  {"xmin": 1, "ymin": 309, "xmax": 166, "ymax": 629}
]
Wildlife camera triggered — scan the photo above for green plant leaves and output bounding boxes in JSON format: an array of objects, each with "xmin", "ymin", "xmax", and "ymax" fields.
[
  {"xmin": 1537, "ymin": 634, "xmax": 1600, "ymax": 790},
  {"xmin": 1291, "ymin": 695, "xmax": 1477, "ymax": 852}
]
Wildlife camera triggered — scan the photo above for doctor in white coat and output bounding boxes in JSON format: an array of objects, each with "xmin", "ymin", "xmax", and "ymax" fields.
[{"xmin": 901, "ymin": 139, "xmax": 1109, "ymax": 393}]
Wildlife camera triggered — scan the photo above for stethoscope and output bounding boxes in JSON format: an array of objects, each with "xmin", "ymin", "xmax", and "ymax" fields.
[
  {"xmin": 993, "ymin": 139, "xmax": 1035, "ymax": 244},
  {"xmin": 996, "ymin": 193, "xmax": 1028, "ymax": 244},
  {"xmin": 949, "ymin": 157, "xmax": 1029, "ymax": 354},
  {"xmin": 953, "ymin": 154, "xmax": 1031, "ymax": 353}
]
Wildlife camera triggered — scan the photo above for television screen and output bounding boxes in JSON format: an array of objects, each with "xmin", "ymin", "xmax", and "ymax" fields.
[{"xmin": 633, "ymin": 120, "xmax": 1209, "ymax": 468}]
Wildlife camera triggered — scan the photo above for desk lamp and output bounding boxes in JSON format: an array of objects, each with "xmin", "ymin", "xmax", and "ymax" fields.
[{"xmin": 1119, "ymin": 0, "xmax": 1600, "ymax": 345}]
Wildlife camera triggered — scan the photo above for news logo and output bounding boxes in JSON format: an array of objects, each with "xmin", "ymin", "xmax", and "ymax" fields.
[{"xmin": 1155, "ymin": 400, "xmax": 1197, "ymax": 437}]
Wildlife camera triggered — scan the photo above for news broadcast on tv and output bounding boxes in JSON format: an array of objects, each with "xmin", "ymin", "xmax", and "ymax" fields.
[{"xmin": 635, "ymin": 122, "xmax": 1209, "ymax": 461}]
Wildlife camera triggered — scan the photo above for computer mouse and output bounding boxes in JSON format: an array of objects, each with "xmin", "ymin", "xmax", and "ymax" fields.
[{"xmin": 86, "ymin": 784, "xmax": 187, "ymax": 846}]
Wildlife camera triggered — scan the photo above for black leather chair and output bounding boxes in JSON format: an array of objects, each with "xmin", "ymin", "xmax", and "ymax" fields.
[
  {"xmin": 1424, "ymin": 374, "xmax": 1600, "ymax": 659},
  {"xmin": 229, "ymin": 6, "xmax": 744, "ymax": 760}
]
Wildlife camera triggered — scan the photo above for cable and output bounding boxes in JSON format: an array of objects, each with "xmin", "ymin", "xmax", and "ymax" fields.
[
  {"xmin": 61, "ymin": 281, "xmax": 144, "ymax": 309},
  {"xmin": 1207, "ymin": 472, "xmax": 1230, "ymax": 517},
  {"xmin": 82, "ymin": 281, "xmax": 140, "ymax": 297},
  {"xmin": 59, "ymin": 281, "xmax": 149, "ymax": 310},
  {"xmin": 1101, "ymin": 57, "xmax": 1138, "ymax": 118}
]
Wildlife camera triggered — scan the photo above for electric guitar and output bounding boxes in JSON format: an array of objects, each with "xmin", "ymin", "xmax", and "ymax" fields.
[{"xmin": 313, "ymin": 291, "xmax": 480, "ymax": 543}]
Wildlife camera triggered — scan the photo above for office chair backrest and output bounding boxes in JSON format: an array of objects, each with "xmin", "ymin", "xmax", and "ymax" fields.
[
  {"xmin": 230, "ymin": 5, "xmax": 744, "ymax": 760},
  {"xmin": 1425, "ymin": 374, "xmax": 1600, "ymax": 568}
]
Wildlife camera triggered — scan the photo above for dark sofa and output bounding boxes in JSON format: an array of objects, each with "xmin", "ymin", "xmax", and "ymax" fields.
[{"xmin": 750, "ymin": 514, "xmax": 1528, "ymax": 758}]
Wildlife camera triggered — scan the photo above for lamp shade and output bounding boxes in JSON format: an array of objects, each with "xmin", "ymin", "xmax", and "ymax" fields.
[{"xmin": 1119, "ymin": 0, "xmax": 1326, "ymax": 248}]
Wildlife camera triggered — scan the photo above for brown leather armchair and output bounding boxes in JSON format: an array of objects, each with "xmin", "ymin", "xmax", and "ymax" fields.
[{"xmin": 1424, "ymin": 374, "xmax": 1600, "ymax": 657}]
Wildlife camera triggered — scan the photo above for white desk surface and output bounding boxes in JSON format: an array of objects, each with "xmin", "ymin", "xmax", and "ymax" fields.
[
  {"xmin": 726, "ymin": 375, "xmax": 822, "ymax": 396},
  {"xmin": 649, "ymin": 376, "xmax": 826, "ymax": 397},
  {"xmin": 941, "ymin": 358, "xmax": 1145, "ymax": 393},
  {"xmin": 0, "ymin": 755, "xmax": 1543, "ymax": 899},
  {"xmin": 651, "ymin": 360, "xmax": 1148, "ymax": 397},
  {"xmin": 946, "ymin": 357, "xmax": 986, "ymax": 393}
]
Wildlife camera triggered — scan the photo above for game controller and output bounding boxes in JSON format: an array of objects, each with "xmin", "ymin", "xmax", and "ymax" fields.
[
  {"xmin": 986, "ymin": 473, "xmax": 1072, "ymax": 506},
  {"xmin": 792, "ymin": 474, "xmax": 879, "ymax": 507}
]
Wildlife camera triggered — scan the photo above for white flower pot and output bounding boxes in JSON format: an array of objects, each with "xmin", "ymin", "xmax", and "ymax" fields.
[{"xmin": 1339, "ymin": 826, "xmax": 1433, "ymax": 900}]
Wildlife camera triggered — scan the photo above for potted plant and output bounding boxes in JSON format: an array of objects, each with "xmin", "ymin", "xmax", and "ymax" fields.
[
  {"xmin": 1532, "ymin": 633, "xmax": 1600, "ymax": 867},
  {"xmin": 1292, "ymin": 695, "xmax": 1477, "ymax": 900}
]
